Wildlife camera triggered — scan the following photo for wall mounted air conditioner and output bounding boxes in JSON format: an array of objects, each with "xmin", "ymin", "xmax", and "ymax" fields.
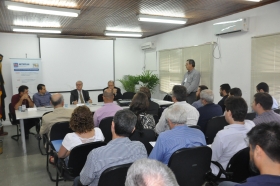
[
  {"xmin": 141, "ymin": 42, "xmax": 155, "ymax": 50},
  {"xmin": 213, "ymin": 18, "xmax": 248, "ymax": 36}
]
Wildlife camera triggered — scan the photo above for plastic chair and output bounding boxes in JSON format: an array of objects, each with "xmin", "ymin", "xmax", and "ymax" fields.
[
  {"xmin": 168, "ymin": 146, "xmax": 212, "ymax": 186},
  {"xmin": 98, "ymin": 94, "xmax": 103, "ymax": 102},
  {"xmin": 245, "ymin": 112, "xmax": 256, "ymax": 120},
  {"xmin": 98, "ymin": 163, "xmax": 132, "ymax": 186},
  {"xmin": 99, "ymin": 117, "xmax": 113, "ymax": 143},
  {"xmin": 122, "ymin": 92, "xmax": 135, "ymax": 99},
  {"xmin": 205, "ymin": 116, "xmax": 228, "ymax": 144}
]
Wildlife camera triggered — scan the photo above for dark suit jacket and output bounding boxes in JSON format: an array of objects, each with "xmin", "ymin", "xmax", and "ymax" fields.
[
  {"xmin": 218, "ymin": 95, "xmax": 229, "ymax": 113},
  {"xmin": 147, "ymin": 100, "xmax": 159, "ymax": 116},
  {"xmin": 70, "ymin": 89, "xmax": 90, "ymax": 104},
  {"xmin": 103, "ymin": 86, "xmax": 122, "ymax": 100}
]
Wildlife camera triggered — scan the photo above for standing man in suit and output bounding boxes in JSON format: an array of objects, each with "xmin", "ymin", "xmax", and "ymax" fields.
[
  {"xmin": 70, "ymin": 81, "xmax": 92, "ymax": 104},
  {"xmin": 103, "ymin": 80, "xmax": 122, "ymax": 100}
]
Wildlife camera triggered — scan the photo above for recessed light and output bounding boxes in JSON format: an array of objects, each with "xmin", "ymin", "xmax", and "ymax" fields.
[
  {"xmin": 12, "ymin": 26, "xmax": 61, "ymax": 34},
  {"xmin": 104, "ymin": 31, "xmax": 143, "ymax": 37},
  {"xmin": 138, "ymin": 14, "xmax": 187, "ymax": 24}
]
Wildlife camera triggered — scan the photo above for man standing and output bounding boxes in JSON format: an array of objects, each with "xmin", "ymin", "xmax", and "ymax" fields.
[
  {"xmin": 181, "ymin": 59, "xmax": 200, "ymax": 104},
  {"xmin": 33, "ymin": 84, "xmax": 51, "ymax": 107},
  {"xmin": 93, "ymin": 89, "xmax": 122, "ymax": 127},
  {"xmin": 70, "ymin": 81, "xmax": 92, "ymax": 104},
  {"xmin": 256, "ymin": 82, "xmax": 278, "ymax": 109},
  {"xmin": 218, "ymin": 83, "xmax": 231, "ymax": 113},
  {"xmin": 192, "ymin": 85, "xmax": 208, "ymax": 109},
  {"xmin": 103, "ymin": 80, "xmax": 122, "ymax": 100}
]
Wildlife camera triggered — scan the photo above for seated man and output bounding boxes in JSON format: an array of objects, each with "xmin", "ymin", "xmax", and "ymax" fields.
[
  {"xmin": 229, "ymin": 87, "xmax": 242, "ymax": 97},
  {"xmin": 197, "ymin": 89, "xmax": 223, "ymax": 133},
  {"xmin": 256, "ymin": 82, "xmax": 278, "ymax": 109},
  {"xmin": 75, "ymin": 109, "xmax": 147, "ymax": 186},
  {"xmin": 155, "ymin": 85, "xmax": 199, "ymax": 134},
  {"xmin": 149, "ymin": 104, "xmax": 206, "ymax": 164},
  {"xmin": 32, "ymin": 84, "xmax": 51, "ymax": 107},
  {"xmin": 139, "ymin": 86, "xmax": 159, "ymax": 116},
  {"xmin": 218, "ymin": 83, "xmax": 231, "ymax": 113},
  {"xmin": 192, "ymin": 85, "xmax": 208, "ymax": 109},
  {"xmin": 125, "ymin": 159, "xmax": 179, "ymax": 186},
  {"xmin": 252, "ymin": 93, "xmax": 280, "ymax": 125},
  {"xmin": 40, "ymin": 93, "xmax": 73, "ymax": 137},
  {"xmin": 211, "ymin": 97, "xmax": 254, "ymax": 176},
  {"xmin": 93, "ymin": 89, "xmax": 122, "ymax": 127},
  {"xmin": 103, "ymin": 80, "xmax": 122, "ymax": 100},
  {"xmin": 70, "ymin": 81, "xmax": 92, "ymax": 104},
  {"xmin": 11, "ymin": 85, "xmax": 39, "ymax": 139}
]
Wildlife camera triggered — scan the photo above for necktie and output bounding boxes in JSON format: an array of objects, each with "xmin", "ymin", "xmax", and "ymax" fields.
[{"xmin": 79, "ymin": 91, "xmax": 84, "ymax": 103}]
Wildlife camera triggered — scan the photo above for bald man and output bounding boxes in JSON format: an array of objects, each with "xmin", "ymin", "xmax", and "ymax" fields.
[
  {"xmin": 70, "ymin": 81, "xmax": 92, "ymax": 105},
  {"xmin": 40, "ymin": 93, "xmax": 74, "ymax": 137}
]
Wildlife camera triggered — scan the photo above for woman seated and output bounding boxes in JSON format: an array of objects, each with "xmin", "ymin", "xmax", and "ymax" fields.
[
  {"xmin": 129, "ymin": 92, "xmax": 155, "ymax": 130},
  {"xmin": 57, "ymin": 105, "xmax": 104, "ymax": 160}
]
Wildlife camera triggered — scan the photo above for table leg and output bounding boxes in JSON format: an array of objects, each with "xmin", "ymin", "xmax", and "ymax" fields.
[{"xmin": 20, "ymin": 119, "xmax": 27, "ymax": 154}]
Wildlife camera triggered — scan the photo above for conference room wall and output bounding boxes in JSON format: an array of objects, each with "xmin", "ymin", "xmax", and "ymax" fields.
[{"xmin": 143, "ymin": 1, "xmax": 280, "ymax": 107}]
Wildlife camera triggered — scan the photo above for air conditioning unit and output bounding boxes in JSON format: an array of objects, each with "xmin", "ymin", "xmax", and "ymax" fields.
[
  {"xmin": 141, "ymin": 42, "xmax": 154, "ymax": 50},
  {"xmin": 213, "ymin": 18, "xmax": 248, "ymax": 36}
]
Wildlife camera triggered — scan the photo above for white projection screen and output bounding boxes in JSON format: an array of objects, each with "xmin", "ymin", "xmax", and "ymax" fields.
[{"xmin": 40, "ymin": 38, "xmax": 114, "ymax": 92}]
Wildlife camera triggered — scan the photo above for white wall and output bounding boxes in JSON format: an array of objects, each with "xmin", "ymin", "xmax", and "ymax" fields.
[{"xmin": 142, "ymin": 1, "xmax": 280, "ymax": 106}]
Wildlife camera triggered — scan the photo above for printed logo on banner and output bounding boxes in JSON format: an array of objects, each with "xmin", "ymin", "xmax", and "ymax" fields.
[
  {"xmin": 13, "ymin": 63, "xmax": 18, "ymax": 67},
  {"xmin": 33, "ymin": 63, "xmax": 39, "ymax": 68}
]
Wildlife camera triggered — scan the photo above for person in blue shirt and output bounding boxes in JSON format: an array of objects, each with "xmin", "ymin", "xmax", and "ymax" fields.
[
  {"xmin": 149, "ymin": 104, "xmax": 206, "ymax": 164},
  {"xmin": 33, "ymin": 84, "xmax": 51, "ymax": 107}
]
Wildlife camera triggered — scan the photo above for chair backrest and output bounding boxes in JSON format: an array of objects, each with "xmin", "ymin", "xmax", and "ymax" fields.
[
  {"xmin": 98, "ymin": 94, "xmax": 104, "ymax": 102},
  {"xmin": 42, "ymin": 111, "xmax": 53, "ymax": 116},
  {"xmin": 273, "ymin": 108, "xmax": 280, "ymax": 114},
  {"xmin": 226, "ymin": 147, "xmax": 257, "ymax": 182},
  {"xmin": 129, "ymin": 129, "xmax": 157, "ymax": 155},
  {"xmin": 205, "ymin": 116, "xmax": 228, "ymax": 144},
  {"xmin": 245, "ymin": 112, "xmax": 256, "ymax": 120},
  {"xmin": 122, "ymin": 92, "xmax": 135, "ymax": 99},
  {"xmin": 8, "ymin": 103, "xmax": 18, "ymax": 125},
  {"xmin": 189, "ymin": 125, "xmax": 202, "ymax": 131},
  {"xmin": 168, "ymin": 146, "xmax": 212, "ymax": 186},
  {"xmin": 50, "ymin": 121, "xmax": 73, "ymax": 141},
  {"xmin": 99, "ymin": 117, "xmax": 113, "ymax": 143},
  {"xmin": 98, "ymin": 163, "xmax": 132, "ymax": 186},
  {"xmin": 163, "ymin": 94, "xmax": 172, "ymax": 101},
  {"xmin": 153, "ymin": 115, "xmax": 159, "ymax": 123},
  {"xmin": 68, "ymin": 141, "xmax": 107, "ymax": 177}
]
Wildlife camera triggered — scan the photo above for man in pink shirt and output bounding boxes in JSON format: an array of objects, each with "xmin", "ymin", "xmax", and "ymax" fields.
[{"xmin": 93, "ymin": 89, "xmax": 122, "ymax": 127}]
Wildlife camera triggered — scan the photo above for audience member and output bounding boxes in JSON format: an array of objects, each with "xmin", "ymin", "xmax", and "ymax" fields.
[
  {"xmin": 93, "ymin": 89, "xmax": 122, "ymax": 127},
  {"xmin": 103, "ymin": 80, "xmax": 122, "ymax": 100},
  {"xmin": 32, "ymin": 84, "xmax": 51, "ymax": 107},
  {"xmin": 58, "ymin": 106, "xmax": 104, "ymax": 162},
  {"xmin": 70, "ymin": 81, "xmax": 92, "ymax": 104},
  {"xmin": 11, "ymin": 85, "xmax": 39, "ymax": 139},
  {"xmin": 192, "ymin": 85, "xmax": 208, "ymax": 109},
  {"xmin": 149, "ymin": 104, "xmax": 206, "ymax": 164},
  {"xmin": 125, "ymin": 159, "xmax": 179, "ymax": 186},
  {"xmin": 40, "ymin": 93, "xmax": 73, "ymax": 137},
  {"xmin": 211, "ymin": 97, "xmax": 254, "ymax": 176},
  {"xmin": 252, "ymin": 93, "xmax": 280, "ymax": 125},
  {"xmin": 139, "ymin": 86, "xmax": 159, "ymax": 116},
  {"xmin": 197, "ymin": 90, "xmax": 223, "ymax": 133},
  {"xmin": 219, "ymin": 122, "xmax": 280, "ymax": 186},
  {"xmin": 229, "ymin": 87, "xmax": 242, "ymax": 97},
  {"xmin": 155, "ymin": 85, "xmax": 199, "ymax": 134},
  {"xmin": 218, "ymin": 83, "xmax": 231, "ymax": 113},
  {"xmin": 256, "ymin": 82, "xmax": 279, "ymax": 109},
  {"xmin": 130, "ymin": 92, "xmax": 155, "ymax": 129},
  {"xmin": 74, "ymin": 109, "xmax": 147, "ymax": 186}
]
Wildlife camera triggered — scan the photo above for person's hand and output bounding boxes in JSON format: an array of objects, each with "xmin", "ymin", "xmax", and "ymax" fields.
[
  {"xmin": 73, "ymin": 100, "xmax": 78, "ymax": 105},
  {"xmin": 113, "ymin": 88, "xmax": 117, "ymax": 95},
  {"xmin": 21, "ymin": 94, "xmax": 29, "ymax": 100},
  {"xmin": 88, "ymin": 99, "xmax": 92, "ymax": 103}
]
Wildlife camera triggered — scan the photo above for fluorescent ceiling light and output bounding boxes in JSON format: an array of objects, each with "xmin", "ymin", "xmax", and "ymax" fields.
[
  {"xmin": 246, "ymin": 0, "xmax": 262, "ymax": 2},
  {"xmin": 213, "ymin": 19, "xmax": 243, "ymax": 25},
  {"xmin": 12, "ymin": 26, "xmax": 61, "ymax": 34},
  {"xmin": 5, "ymin": 1, "xmax": 80, "ymax": 17},
  {"xmin": 14, "ymin": 20, "xmax": 61, "ymax": 28},
  {"xmin": 138, "ymin": 14, "xmax": 187, "ymax": 24},
  {"xmin": 104, "ymin": 31, "xmax": 143, "ymax": 37}
]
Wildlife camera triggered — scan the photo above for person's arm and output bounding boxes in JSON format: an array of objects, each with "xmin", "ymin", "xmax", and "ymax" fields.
[
  {"xmin": 186, "ymin": 71, "xmax": 200, "ymax": 94},
  {"xmin": 149, "ymin": 136, "xmax": 165, "ymax": 162},
  {"xmin": 27, "ymin": 95, "xmax": 35, "ymax": 108},
  {"xmin": 93, "ymin": 112, "xmax": 98, "ymax": 127},
  {"xmin": 70, "ymin": 91, "xmax": 78, "ymax": 104},
  {"xmin": 58, "ymin": 145, "xmax": 70, "ymax": 158},
  {"xmin": 33, "ymin": 94, "xmax": 40, "ymax": 107},
  {"xmin": 85, "ymin": 90, "xmax": 92, "ymax": 103},
  {"xmin": 14, "ymin": 94, "xmax": 30, "ymax": 110},
  {"xmin": 114, "ymin": 87, "xmax": 122, "ymax": 100},
  {"xmin": 80, "ymin": 151, "xmax": 97, "ymax": 185},
  {"xmin": 211, "ymin": 135, "xmax": 223, "ymax": 162},
  {"xmin": 39, "ymin": 116, "xmax": 48, "ymax": 136},
  {"xmin": 181, "ymin": 73, "xmax": 187, "ymax": 85},
  {"xmin": 155, "ymin": 109, "xmax": 169, "ymax": 134}
]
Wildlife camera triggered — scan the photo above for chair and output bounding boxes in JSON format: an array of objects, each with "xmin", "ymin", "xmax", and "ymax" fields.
[
  {"xmin": 189, "ymin": 125, "xmax": 202, "ymax": 131},
  {"xmin": 129, "ymin": 129, "xmax": 157, "ymax": 155},
  {"xmin": 55, "ymin": 141, "xmax": 107, "ymax": 186},
  {"xmin": 98, "ymin": 94, "xmax": 103, "ymax": 102},
  {"xmin": 273, "ymin": 108, "xmax": 280, "ymax": 114},
  {"xmin": 98, "ymin": 163, "xmax": 132, "ymax": 186},
  {"xmin": 205, "ymin": 116, "xmax": 228, "ymax": 144},
  {"xmin": 8, "ymin": 103, "xmax": 20, "ymax": 141},
  {"xmin": 245, "ymin": 112, "xmax": 256, "ymax": 120},
  {"xmin": 99, "ymin": 117, "xmax": 113, "ymax": 143},
  {"xmin": 122, "ymin": 92, "xmax": 135, "ymax": 99},
  {"xmin": 153, "ymin": 115, "xmax": 159, "ymax": 123},
  {"xmin": 168, "ymin": 146, "xmax": 212, "ymax": 186},
  {"xmin": 163, "ymin": 94, "xmax": 172, "ymax": 101},
  {"xmin": 37, "ymin": 111, "xmax": 53, "ymax": 155}
]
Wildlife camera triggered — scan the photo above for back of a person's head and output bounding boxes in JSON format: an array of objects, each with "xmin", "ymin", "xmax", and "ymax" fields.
[
  {"xmin": 114, "ymin": 109, "xmax": 137, "ymax": 137},
  {"xmin": 130, "ymin": 92, "xmax": 149, "ymax": 115},
  {"xmin": 256, "ymin": 82, "xmax": 269, "ymax": 93},
  {"xmin": 172, "ymin": 85, "xmax": 187, "ymax": 101},
  {"xmin": 254, "ymin": 92, "xmax": 273, "ymax": 110},
  {"xmin": 225, "ymin": 96, "xmax": 247, "ymax": 122},
  {"xmin": 247, "ymin": 122, "xmax": 280, "ymax": 163},
  {"xmin": 103, "ymin": 88, "xmax": 114, "ymax": 101},
  {"xmin": 51, "ymin": 93, "xmax": 64, "ymax": 107},
  {"xmin": 200, "ymin": 89, "xmax": 214, "ymax": 103},
  {"xmin": 18, "ymin": 85, "xmax": 28, "ymax": 94},
  {"xmin": 125, "ymin": 159, "xmax": 179, "ymax": 186},
  {"xmin": 70, "ymin": 105, "xmax": 94, "ymax": 133},
  {"xmin": 165, "ymin": 105, "xmax": 188, "ymax": 125},
  {"xmin": 199, "ymin": 85, "xmax": 208, "ymax": 91},
  {"xmin": 220, "ymin": 84, "xmax": 231, "ymax": 93},
  {"xmin": 229, "ymin": 87, "xmax": 242, "ymax": 97},
  {"xmin": 139, "ymin": 87, "xmax": 151, "ymax": 99}
]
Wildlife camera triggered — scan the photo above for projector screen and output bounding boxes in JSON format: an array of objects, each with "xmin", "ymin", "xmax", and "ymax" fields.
[{"xmin": 40, "ymin": 38, "xmax": 114, "ymax": 92}]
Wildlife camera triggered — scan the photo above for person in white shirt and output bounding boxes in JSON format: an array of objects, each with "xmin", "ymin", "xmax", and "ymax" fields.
[
  {"xmin": 256, "ymin": 82, "xmax": 278, "ymax": 109},
  {"xmin": 211, "ymin": 96, "xmax": 255, "ymax": 177}
]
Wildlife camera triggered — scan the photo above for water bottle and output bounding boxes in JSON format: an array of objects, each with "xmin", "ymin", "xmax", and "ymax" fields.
[{"xmin": 22, "ymin": 105, "xmax": 26, "ymax": 112}]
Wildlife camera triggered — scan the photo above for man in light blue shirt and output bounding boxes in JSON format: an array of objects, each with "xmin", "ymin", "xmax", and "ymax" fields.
[
  {"xmin": 149, "ymin": 104, "xmax": 206, "ymax": 164},
  {"xmin": 256, "ymin": 82, "xmax": 278, "ymax": 109},
  {"xmin": 33, "ymin": 84, "xmax": 51, "ymax": 107}
]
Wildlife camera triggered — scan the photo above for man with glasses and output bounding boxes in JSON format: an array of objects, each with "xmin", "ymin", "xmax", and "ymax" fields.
[{"xmin": 70, "ymin": 81, "xmax": 92, "ymax": 105}]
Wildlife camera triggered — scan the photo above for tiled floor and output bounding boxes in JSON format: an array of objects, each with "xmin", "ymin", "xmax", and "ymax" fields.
[{"xmin": 0, "ymin": 125, "xmax": 72, "ymax": 186}]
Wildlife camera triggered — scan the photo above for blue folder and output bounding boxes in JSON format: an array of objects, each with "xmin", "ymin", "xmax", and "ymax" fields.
[{"xmin": 51, "ymin": 139, "xmax": 63, "ymax": 152}]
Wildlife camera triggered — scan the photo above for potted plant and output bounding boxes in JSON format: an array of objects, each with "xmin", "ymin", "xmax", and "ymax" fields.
[
  {"xmin": 118, "ymin": 75, "xmax": 139, "ymax": 92},
  {"xmin": 138, "ymin": 70, "xmax": 159, "ymax": 93}
]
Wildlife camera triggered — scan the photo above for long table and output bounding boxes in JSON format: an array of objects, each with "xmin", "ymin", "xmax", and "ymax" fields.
[{"xmin": 16, "ymin": 99, "xmax": 173, "ymax": 154}]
